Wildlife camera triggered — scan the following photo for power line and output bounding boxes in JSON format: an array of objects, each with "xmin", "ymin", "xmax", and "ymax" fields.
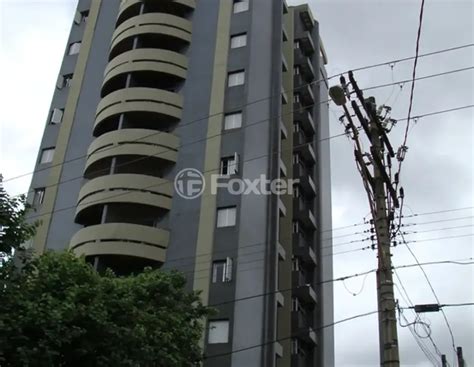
[
  {"xmin": 393, "ymin": 271, "xmax": 444, "ymax": 365},
  {"xmin": 203, "ymin": 310, "xmax": 381, "ymax": 360},
  {"xmin": 396, "ymin": 104, "xmax": 474, "ymax": 121},
  {"xmin": 439, "ymin": 302, "xmax": 474, "ymax": 309},
  {"xmin": 22, "ymin": 130, "xmax": 346, "ymax": 221},
  {"xmin": 402, "ymin": 224, "xmax": 474, "ymax": 236},
  {"xmin": 401, "ymin": 215, "xmax": 473, "ymax": 228},
  {"xmin": 21, "ymin": 101, "xmax": 474, "ymax": 224},
  {"xmin": 7, "ymin": 69, "xmax": 472, "ymax": 202},
  {"xmin": 406, "ymin": 0, "xmax": 426, "ymax": 145},
  {"xmin": 346, "ymin": 43, "xmax": 473, "ymax": 76},
  {"xmin": 8, "ymin": 98, "xmax": 330, "ymax": 197},
  {"xmin": 42, "ymin": 207, "xmax": 469, "ymax": 277},
  {"xmin": 404, "ymin": 233, "xmax": 474, "ymax": 244},
  {"xmin": 399, "ymin": 206, "xmax": 473, "ymax": 218},
  {"xmin": 399, "ymin": 232, "xmax": 458, "ymax": 362},
  {"xmin": 328, "ymin": 219, "xmax": 474, "ymax": 245},
  {"xmin": 191, "ymin": 256, "xmax": 474, "ymax": 307},
  {"xmin": 20, "ymin": 102, "xmax": 474, "ymax": 224},
  {"xmin": 2, "ymin": 43, "xmax": 473, "ymax": 188},
  {"xmin": 323, "ymin": 206, "xmax": 473, "ymax": 235},
  {"xmin": 364, "ymin": 66, "xmax": 473, "ymax": 93}
]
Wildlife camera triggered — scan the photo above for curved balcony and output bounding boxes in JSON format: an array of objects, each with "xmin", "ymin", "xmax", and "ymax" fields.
[
  {"xmin": 70, "ymin": 222, "xmax": 169, "ymax": 263},
  {"xmin": 94, "ymin": 88, "xmax": 182, "ymax": 134},
  {"xmin": 117, "ymin": 0, "xmax": 196, "ymax": 27},
  {"xmin": 75, "ymin": 173, "xmax": 173, "ymax": 220},
  {"xmin": 110, "ymin": 13, "xmax": 192, "ymax": 59},
  {"xmin": 84, "ymin": 129, "xmax": 179, "ymax": 176},
  {"xmin": 102, "ymin": 49, "xmax": 188, "ymax": 97}
]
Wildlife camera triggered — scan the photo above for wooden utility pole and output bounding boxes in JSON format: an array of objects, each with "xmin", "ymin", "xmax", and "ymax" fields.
[{"xmin": 329, "ymin": 72, "xmax": 400, "ymax": 366}]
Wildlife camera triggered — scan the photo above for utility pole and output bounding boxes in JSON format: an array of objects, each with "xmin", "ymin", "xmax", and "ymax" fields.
[
  {"xmin": 329, "ymin": 72, "xmax": 400, "ymax": 366},
  {"xmin": 457, "ymin": 347, "xmax": 464, "ymax": 367},
  {"xmin": 441, "ymin": 355, "xmax": 447, "ymax": 367},
  {"xmin": 368, "ymin": 101, "xmax": 400, "ymax": 367}
]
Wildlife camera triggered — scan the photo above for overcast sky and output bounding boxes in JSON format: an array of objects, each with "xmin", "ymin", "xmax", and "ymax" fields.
[{"xmin": 0, "ymin": 0, "xmax": 473, "ymax": 366}]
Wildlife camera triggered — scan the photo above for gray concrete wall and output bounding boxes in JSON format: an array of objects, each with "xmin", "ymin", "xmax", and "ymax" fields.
[
  {"xmin": 230, "ymin": 0, "xmax": 282, "ymax": 366},
  {"xmin": 318, "ymin": 64, "xmax": 335, "ymax": 367},
  {"xmin": 47, "ymin": 0, "xmax": 120, "ymax": 250}
]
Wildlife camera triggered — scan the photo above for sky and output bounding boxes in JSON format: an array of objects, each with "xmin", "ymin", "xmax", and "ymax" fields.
[{"xmin": 0, "ymin": 0, "xmax": 473, "ymax": 366}]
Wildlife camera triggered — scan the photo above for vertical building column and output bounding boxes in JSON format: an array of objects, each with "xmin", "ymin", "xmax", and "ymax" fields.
[{"xmin": 32, "ymin": 0, "xmax": 103, "ymax": 255}]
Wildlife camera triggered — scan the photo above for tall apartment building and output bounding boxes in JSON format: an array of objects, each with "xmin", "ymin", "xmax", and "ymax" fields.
[{"xmin": 26, "ymin": 0, "xmax": 333, "ymax": 366}]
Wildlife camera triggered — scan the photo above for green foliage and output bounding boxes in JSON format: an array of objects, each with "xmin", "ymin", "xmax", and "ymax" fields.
[
  {"xmin": 0, "ymin": 177, "xmax": 37, "ymax": 256},
  {"xmin": 0, "ymin": 251, "xmax": 212, "ymax": 366}
]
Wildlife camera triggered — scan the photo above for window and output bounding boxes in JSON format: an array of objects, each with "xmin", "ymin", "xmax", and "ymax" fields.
[
  {"xmin": 294, "ymin": 185, "xmax": 300, "ymax": 198},
  {"xmin": 212, "ymin": 258, "xmax": 233, "ymax": 283},
  {"xmin": 33, "ymin": 188, "xmax": 45, "ymax": 207},
  {"xmin": 50, "ymin": 108, "xmax": 64, "ymax": 124},
  {"xmin": 294, "ymin": 65, "xmax": 300, "ymax": 75},
  {"xmin": 233, "ymin": 0, "xmax": 249, "ymax": 13},
  {"xmin": 230, "ymin": 33, "xmax": 247, "ymax": 49},
  {"xmin": 293, "ymin": 153, "xmax": 300, "ymax": 165},
  {"xmin": 293, "ymin": 122, "xmax": 300, "ymax": 132},
  {"xmin": 291, "ymin": 339, "xmax": 299, "ymax": 355},
  {"xmin": 74, "ymin": 10, "xmax": 89, "ymax": 24},
  {"xmin": 217, "ymin": 207, "xmax": 237, "ymax": 228},
  {"xmin": 64, "ymin": 74, "xmax": 73, "ymax": 87},
  {"xmin": 292, "ymin": 297, "xmax": 300, "ymax": 312},
  {"xmin": 292, "ymin": 258, "xmax": 300, "ymax": 271},
  {"xmin": 68, "ymin": 42, "xmax": 81, "ymax": 55},
  {"xmin": 220, "ymin": 154, "xmax": 239, "ymax": 175},
  {"xmin": 228, "ymin": 70, "xmax": 245, "ymax": 87},
  {"xmin": 81, "ymin": 10, "xmax": 89, "ymax": 23},
  {"xmin": 40, "ymin": 148, "xmax": 55, "ymax": 164},
  {"xmin": 224, "ymin": 112, "xmax": 242, "ymax": 130},
  {"xmin": 57, "ymin": 74, "xmax": 73, "ymax": 89},
  {"xmin": 292, "ymin": 220, "xmax": 299, "ymax": 234},
  {"xmin": 208, "ymin": 320, "xmax": 230, "ymax": 344}
]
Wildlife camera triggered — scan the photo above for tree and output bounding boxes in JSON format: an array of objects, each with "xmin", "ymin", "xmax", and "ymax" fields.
[
  {"xmin": 0, "ymin": 175, "xmax": 37, "ymax": 256},
  {"xmin": 0, "ymin": 251, "xmax": 212, "ymax": 366}
]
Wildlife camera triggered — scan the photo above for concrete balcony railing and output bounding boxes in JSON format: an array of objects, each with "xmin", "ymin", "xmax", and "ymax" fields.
[
  {"xmin": 84, "ymin": 129, "xmax": 179, "ymax": 175},
  {"xmin": 110, "ymin": 13, "xmax": 192, "ymax": 58},
  {"xmin": 94, "ymin": 88, "xmax": 182, "ymax": 134},
  {"xmin": 292, "ymin": 271, "xmax": 318, "ymax": 305},
  {"xmin": 293, "ymin": 241, "xmax": 317, "ymax": 266},
  {"xmin": 293, "ymin": 132, "xmax": 316, "ymax": 165},
  {"xmin": 300, "ymin": 84, "xmax": 315, "ymax": 107},
  {"xmin": 75, "ymin": 173, "xmax": 173, "ymax": 219},
  {"xmin": 299, "ymin": 57, "xmax": 314, "ymax": 82},
  {"xmin": 102, "ymin": 49, "xmax": 188, "ymax": 93},
  {"xmin": 294, "ymin": 109, "xmax": 315, "ymax": 136},
  {"xmin": 70, "ymin": 222, "xmax": 169, "ymax": 263},
  {"xmin": 118, "ymin": 0, "xmax": 196, "ymax": 27},
  {"xmin": 297, "ymin": 31, "xmax": 315, "ymax": 56},
  {"xmin": 293, "ymin": 163, "xmax": 316, "ymax": 197}
]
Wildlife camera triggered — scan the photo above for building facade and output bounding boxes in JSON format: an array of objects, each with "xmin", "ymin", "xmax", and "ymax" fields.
[{"xmin": 26, "ymin": 0, "xmax": 334, "ymax": 366}]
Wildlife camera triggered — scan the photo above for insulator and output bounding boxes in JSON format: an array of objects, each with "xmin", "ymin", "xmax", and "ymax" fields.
[{"xmin": 397, "ymin": 146, "xmax": 408, "ymax": 162}]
